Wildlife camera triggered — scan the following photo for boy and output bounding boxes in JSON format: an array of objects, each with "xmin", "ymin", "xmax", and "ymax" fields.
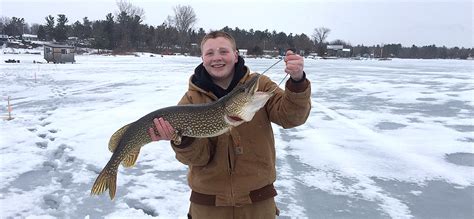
[{"xmin": 149, "ymin": 31, "xmax": 311, "ymax": 218}]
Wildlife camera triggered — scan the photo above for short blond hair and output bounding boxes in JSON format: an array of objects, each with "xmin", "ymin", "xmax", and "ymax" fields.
[{"xmin": 200, "ymin": 31, "xmax": 237, "ymax": 51}]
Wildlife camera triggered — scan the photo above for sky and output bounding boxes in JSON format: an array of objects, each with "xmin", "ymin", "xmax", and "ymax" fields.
[{"xmin": 1, "ymin": 0, "xmax": 473, "ymax": 48}]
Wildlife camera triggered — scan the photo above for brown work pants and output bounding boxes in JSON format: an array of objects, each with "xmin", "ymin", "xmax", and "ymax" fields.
[{"xmin": 188, "ymin": 198, "xmax": 278, "ymax": 219}]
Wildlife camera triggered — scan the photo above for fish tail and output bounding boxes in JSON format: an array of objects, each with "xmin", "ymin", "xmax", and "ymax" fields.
[{"xmin": 91, "ymin": 165, "xmax": 118, "ymax": 200}]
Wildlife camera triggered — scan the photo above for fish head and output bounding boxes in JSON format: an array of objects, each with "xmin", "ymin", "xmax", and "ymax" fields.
[{"xmin": 224, "ymin": 74, "xmax": 273, "ymax": 126}]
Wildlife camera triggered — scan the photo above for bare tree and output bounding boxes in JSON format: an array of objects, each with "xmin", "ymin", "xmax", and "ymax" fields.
[
  {"xmin": 312, "ymin": 27, "xmax": 331, "ymax": 56},
  {"xmin": 0, "ymin": 16, "xmax": 11, "ymax": 34},
  {"xmin": 165, "ymin": 15, "xmax": 174, "ymax": 27},
  {"xmin": 171, "ymin": 5, "xmax": 197, "ymax": 34},
  {"xmin": 115, "ymin": 0, "xmax": 145, "ymax": 21},
  {"xmin": 312, "ymin": 27, "xmax": 330, "ymax": 44},
  {"xmin": 169, "ymin": 5, "xmax": 197, "ymax": 52}
]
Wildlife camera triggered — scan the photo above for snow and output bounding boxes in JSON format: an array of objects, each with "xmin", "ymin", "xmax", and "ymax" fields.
[{"xmin": 1, "ymin": 51, "xmax": 473, "ymax": 218}]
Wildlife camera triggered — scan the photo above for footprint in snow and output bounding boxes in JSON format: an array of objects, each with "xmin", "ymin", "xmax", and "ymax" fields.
[
  {"xmin": 27, "ymin": 128, "xmax": 37, "ymax": 132},
  {"xmin": 36, "ymin": 141, "xmax": 48, "ymax": 149},
  {"xmin": 41, "ymin": 121, "xmax": 52, "ymax": 127},
  {"xmin": 37, "ymin": 133, "xmax": 48, "ymax": 139},
  {"xmin": 43, "ymin": 193, "xmax": 61, "ymax": 210}
]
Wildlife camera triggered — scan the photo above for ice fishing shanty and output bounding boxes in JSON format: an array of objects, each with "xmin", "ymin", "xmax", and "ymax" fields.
[{"xmin": 44, "ymin": 44, "xmax": 76, "ymax": 63}]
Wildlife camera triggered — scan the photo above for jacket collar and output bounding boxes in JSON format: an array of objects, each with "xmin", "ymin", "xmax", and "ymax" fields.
[{"xmin": 191, "ymin": 56, "xmax": 248, "ymax": 99}]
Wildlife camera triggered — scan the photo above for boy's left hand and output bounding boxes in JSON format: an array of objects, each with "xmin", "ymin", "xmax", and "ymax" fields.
[{"xmin": 284, "ymin": 50, "xmax": 304, "ymax": 81}]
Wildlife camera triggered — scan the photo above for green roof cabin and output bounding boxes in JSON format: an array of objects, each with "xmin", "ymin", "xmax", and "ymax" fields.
[{"xmin": 44, "ymin": 44, "xmax": 76, "ymax": 63}]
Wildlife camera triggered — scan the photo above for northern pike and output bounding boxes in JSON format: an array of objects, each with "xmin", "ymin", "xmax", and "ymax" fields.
[{"xmin": 91, "ymin": 73, "xmax": 274, "ymax": 200}]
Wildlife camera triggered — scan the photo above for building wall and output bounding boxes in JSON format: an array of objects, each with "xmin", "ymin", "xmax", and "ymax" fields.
[{"xmin": 44, "ymin": 46, "xmax": 76, "ymax": 63}]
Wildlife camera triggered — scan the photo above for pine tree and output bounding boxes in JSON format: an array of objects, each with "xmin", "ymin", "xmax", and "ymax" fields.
[{"xmin": 54, "ymin": 14, "xmax": 69, "ymax": 42}]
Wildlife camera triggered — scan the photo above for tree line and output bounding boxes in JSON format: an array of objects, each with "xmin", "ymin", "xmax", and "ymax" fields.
[{"xmin": 0, "ymin": 2, "xmax": 472, "ymax": 59}]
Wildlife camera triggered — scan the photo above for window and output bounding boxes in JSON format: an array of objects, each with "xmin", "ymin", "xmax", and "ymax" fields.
[{"xmin": 61, "ymin": 49, "xmax": 67, "ymax": 54}]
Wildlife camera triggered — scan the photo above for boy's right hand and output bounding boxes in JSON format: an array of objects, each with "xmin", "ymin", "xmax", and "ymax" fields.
[{"xmin": 148, "ymin": 117, "xmax": 175, "ymax": 141}]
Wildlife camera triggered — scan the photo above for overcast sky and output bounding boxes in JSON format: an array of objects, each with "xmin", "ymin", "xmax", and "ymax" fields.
[{"xmin": 1, "ymin": 0, "xmax": 472, "ymax": 48}]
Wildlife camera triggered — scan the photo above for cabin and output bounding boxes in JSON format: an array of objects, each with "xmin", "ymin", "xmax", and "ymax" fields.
[
  {"xmin": 238, "ymin": 49, "xmax": 248, "ymax": 57},
  {"xmin": 0, "ymin": 34, "xmax": 8, "ymax": 46},
  {"xmin": 327, "ymin": 45, "xmax": 351, "ymax": 57},
  {"xmin": 22, "ymin": 34, "xmax": 38, "ymax": 42},
  {"xmin": 0, "ymin": 34, "xmax": 8, "ymax": 41},
  {"xmin": 44, "ymin": 44, "xmax": 76, "ymax": 63}
]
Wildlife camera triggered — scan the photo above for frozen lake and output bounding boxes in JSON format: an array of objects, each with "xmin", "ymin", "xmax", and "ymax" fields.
[{"xmin": 1, "ymin": 53, "xmax": 473, "ymax": 218}]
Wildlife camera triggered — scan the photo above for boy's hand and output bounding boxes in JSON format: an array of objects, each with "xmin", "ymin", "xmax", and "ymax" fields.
[
  {"xmin": 284, "ymin": 50, "xmax": 304, "ymax": 81},
  {"xmin": 148, "ymin": 117, "xmax": 174, "ymax": 141}
]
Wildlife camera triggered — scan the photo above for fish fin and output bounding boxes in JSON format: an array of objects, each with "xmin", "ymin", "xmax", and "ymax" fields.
[
  {"xmin": 122, "ymin": 146, "xmax": 141, "ymax": 168},
  {"xmin": 108, "ymin": 175, "xmax": 117, "ymax": 200},
  {"xmin": 109, "ymin": 124, "xmax": 131, "ymax": 152},
  {"xmin": 91, "ymin": 166, "xmax": 118, "ymax": 200}
]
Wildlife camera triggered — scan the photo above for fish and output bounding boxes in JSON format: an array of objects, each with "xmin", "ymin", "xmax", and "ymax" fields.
[{"xmin": 91, "ymin": 73, "xmax": 274, "ymax": 200}]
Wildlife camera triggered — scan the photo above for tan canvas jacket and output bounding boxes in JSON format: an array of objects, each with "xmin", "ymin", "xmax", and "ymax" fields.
[{"xmin": 171, "ymin": 68, "xmax": 311, "ymax": 206}]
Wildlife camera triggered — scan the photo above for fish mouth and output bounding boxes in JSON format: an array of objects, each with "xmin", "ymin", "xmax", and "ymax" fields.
[
  {"xmin": 225, "ymin": 115, "xmax": 245, "ymax": 126},
  {"xmin": 226, "ymin": 115, "xmax": 243, "ymax": 122}
]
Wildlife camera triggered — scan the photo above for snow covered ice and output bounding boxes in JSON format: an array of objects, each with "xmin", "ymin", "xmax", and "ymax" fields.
[{"xmin": 1, "ymin": 52, "xmax": 473, "ymax": 218}]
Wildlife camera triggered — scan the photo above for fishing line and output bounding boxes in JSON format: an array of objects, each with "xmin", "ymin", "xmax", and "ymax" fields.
[
  {"xmin": 277, "ymin": 71, "xmax": 289, "ymax": 86},
  {"xmin": 260, "ymin": 57, "xmax": 289, "ymax": 87},
  {"xmin": 260, "ymin": 58, "xmax": 283, "ymax": 75}
]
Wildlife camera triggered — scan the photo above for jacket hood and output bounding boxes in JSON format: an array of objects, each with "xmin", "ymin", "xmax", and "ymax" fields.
[{"xmin": 191, "ymin": 56, "xmax": 248, "ymax": 99}]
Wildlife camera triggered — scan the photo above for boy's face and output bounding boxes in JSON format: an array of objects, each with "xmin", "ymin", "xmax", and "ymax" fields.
[{"xmin": 201, "ymin": 37, "xmax": 238, "ymax": 82}]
